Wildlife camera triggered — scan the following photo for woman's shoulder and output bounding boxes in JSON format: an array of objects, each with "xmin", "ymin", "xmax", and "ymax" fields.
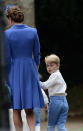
[
  {"xmin": 4, "ymin": 28, "xmax": 11, "ymax": 38},
  {"xmin": 27, "ymin": 26, "xmax": 37, "ymax": 33},
  {"xmin": 4, "ymin": 28, "xmax": 13, "ymax": 39},
  {"xmin": 5, "ymin": 26, "xmax": 13, "ymax": 34}
]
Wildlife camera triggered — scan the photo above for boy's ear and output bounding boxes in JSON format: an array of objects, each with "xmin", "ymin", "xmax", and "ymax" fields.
[{"xmin": 57, "ymin": 63, "xmax": 60, "ymax": 69}]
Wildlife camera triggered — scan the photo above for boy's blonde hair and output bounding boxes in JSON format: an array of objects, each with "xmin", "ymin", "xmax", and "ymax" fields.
[{"xmin": 45, "ymin": 54, "xmax": 60, "ymax": 64}]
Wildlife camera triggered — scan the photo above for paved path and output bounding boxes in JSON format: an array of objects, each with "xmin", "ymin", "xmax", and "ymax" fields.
[
  {"xmin": 9, "ymin": 109, "xmax": 83, "ymax": 131},
  {"xmin": 41, "ymin": 119, "xmax": 83, "ymax": 131}
]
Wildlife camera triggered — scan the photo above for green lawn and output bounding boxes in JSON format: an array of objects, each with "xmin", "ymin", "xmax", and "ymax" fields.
[{"xmin": 72, "ymin": 128, "xmax": 83, "ymax": 131}]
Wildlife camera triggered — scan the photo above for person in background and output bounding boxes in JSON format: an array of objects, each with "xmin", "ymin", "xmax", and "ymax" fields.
[
  {"xmin": 5, "ymin": 6, "xmax": 45, "ymax": 131},
  {"xmin": 40, "ymin": 54, "xmax": 69, "ymax": 131}
]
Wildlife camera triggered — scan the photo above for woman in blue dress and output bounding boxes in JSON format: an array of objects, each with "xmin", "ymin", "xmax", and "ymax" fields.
[{"xmin": 5, "ymin": 6, "xmax": 45, "ymax": 131}]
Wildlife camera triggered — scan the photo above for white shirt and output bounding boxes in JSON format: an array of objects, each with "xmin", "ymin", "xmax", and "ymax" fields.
[{"xmin": 40, "ymin": 70, "xmax": 67, "ymax": 97}]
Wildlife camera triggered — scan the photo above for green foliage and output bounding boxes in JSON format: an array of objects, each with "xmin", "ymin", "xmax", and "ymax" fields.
[
  {"xmin": 67, "ymin": 84, "xmax": 83, "ymax": 112},
  {"xmin": 71, "ymin": 128, "xmax": 83, "ymax": 131},
  {"xmin": 35, "ymin": 0, "xmax": 83, "ymax": 84}
]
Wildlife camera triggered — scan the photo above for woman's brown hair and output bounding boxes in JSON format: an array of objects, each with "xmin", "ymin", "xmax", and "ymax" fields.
[{"xmin": 7, "ymin": 6, "xmax": 24, "ymax": 23}]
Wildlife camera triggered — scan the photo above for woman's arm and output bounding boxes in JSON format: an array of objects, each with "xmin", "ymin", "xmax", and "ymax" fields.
[
  {"xmin": 33, "ymin": 29, "xmax": 40, "ymax": 67},
  {"xmin": 5, "ymin": 31, "xmax": 11, "ymax": 84}
]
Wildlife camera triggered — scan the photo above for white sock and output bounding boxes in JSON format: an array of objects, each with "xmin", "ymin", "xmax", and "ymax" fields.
[{"xmin": 35, "ymin": 125, "xmax": 40, "ymax": 131}]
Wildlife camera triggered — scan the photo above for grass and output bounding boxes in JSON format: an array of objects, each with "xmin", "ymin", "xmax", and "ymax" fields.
[
  {"xmin": 71, "ymin": 128, "xmax": 83, "ymax": 131},
  {"xmin": 67, "ymin": 85, "xmax": 83, "ymax": 112}
]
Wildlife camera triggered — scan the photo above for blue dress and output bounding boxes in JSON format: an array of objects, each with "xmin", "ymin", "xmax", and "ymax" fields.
[{"xmin": 5, "ymin": 24, "xmax": 45, "ymax": 109}]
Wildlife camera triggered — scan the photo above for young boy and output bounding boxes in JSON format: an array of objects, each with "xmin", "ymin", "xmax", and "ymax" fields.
[{"xmin": 40, "ymin": 54, "xmax": 69, "ymax": 131}]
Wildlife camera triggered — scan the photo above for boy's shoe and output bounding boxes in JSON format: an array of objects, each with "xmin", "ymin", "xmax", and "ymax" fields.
[{"xmin": 35, "ymin": 125, "xmax": 40, "ymax": 131}]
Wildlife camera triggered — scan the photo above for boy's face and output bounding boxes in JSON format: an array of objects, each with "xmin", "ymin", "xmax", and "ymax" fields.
[{"xmin": 46, "ymin": 62, "xmax": 59, "ymax": 74}]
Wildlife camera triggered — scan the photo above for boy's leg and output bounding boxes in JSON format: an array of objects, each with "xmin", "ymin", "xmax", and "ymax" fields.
[
  {"xmin": 57, "ymin": 98, "xmax": 69, "ymax": 131},
  {"xmin": 47, "ymin": 97, "xmax": 60, "ymax": 131},
  {"xmin": 47, "ymin": 126, "xmax": 55, "ymax": 131},
  {"xmin": 57, "ymin": 125, "xmax": 68, "ymax": 131},
  {"xmin": 34, "ymin": 108, "xmax": 40, "ymax": 131}
]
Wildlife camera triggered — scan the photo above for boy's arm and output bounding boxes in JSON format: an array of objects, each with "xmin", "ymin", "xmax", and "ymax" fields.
[{"xmin": 40, "ymin": 74, "xmax": 58, "ymax": 89}]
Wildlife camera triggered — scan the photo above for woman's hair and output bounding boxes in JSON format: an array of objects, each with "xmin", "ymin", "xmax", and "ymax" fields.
[
  {"xmin": 45, "ymin": 54, "xmax": 60, "ymax": 64},
  {"xmin": 7, "ymin": 6, "xmax": 24, "ymax": 23}
]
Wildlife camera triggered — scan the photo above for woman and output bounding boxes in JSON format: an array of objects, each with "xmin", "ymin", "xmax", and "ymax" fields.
[{"xmin": 5, "ymin": 6, "xmax": 45, "ymax": 131}]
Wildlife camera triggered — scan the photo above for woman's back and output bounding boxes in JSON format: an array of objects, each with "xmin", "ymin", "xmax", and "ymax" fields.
[
  {"xmin": 5, "ymin": 24, "xmax": 44, "ymax": 109},
  {"xmin": 5, "ymin": 24, "xmax": 39, "ymax": 60}
]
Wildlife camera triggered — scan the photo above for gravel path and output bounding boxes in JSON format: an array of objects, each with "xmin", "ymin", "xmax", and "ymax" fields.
[{"xmin": 41, "ymin": 118, "xmax": 83, "ymax": 131}]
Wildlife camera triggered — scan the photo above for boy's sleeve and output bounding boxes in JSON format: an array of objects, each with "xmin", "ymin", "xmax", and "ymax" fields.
[
  {"xmin": 33, "ymin": 29, "xmax": 40, "ymax": 66},
  {"xmin": 41, "ymin": 88, "xmax": 49, "ymax": 104},
  {"xmin": 40, "ymin": 73, "xmax": 58, "ymax": 89}
]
